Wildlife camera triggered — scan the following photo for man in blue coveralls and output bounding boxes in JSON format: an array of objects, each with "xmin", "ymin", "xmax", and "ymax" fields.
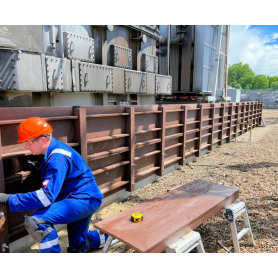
[{"xmin": 0, "ymin": 117, "xmax": 107, "ymax": 253}]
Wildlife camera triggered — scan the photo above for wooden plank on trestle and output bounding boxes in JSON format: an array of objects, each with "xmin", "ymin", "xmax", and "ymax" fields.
[
  {"xmin": 94, "ymin": 179, "xmax": 239, "ymax": 253},
  {"xmin": 74, "ymin": 107, "xmax": 87, "ymax": 162},
  {"xmin": 126, "ymin": 107, "xmax": 135, "ymax": 192}
]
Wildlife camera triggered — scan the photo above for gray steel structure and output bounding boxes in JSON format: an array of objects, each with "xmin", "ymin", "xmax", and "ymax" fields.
[
  {"xmin": 0, "ymin": 25, "xmax": 229, "ymax": 107},
  {"xmin": 0, "ymin": 25, "xmax": 172, "ymax": 107},
  {"xmin": 158, "ymin": 25, "xmax": 229, "ymax": 99}
]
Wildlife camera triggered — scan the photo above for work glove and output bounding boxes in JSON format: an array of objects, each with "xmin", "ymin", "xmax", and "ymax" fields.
[{"xmin": 0, "ymin": 193, "xmax": 10, "ymax": 204}]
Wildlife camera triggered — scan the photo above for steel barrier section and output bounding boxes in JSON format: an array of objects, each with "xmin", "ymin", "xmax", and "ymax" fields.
[{"xmin": 0, "ymin": 102, "xmax": 262, "ymax": 252}]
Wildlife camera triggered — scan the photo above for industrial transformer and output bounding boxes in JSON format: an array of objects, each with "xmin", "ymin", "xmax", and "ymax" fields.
[{"xmin": 0, "ymin": 25, "xmax": 229, "ymax": 107}]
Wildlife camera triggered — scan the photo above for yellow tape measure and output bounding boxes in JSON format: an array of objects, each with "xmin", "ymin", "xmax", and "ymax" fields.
[{"xmin": 130, "ymin": 212, "xmax": 143, "ymax": 222}]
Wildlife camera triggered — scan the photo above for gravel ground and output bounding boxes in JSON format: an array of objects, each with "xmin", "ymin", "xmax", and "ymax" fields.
[{"xmin": 29, "ymin": 109, "xmax": 278, "ymax": 253}]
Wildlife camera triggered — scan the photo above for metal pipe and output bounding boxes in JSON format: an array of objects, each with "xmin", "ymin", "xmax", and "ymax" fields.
[
  {"xmin": 170, "ymin": 33, "xmax": 185, "ymax": 45},
  {"xmin": 158, "ymin": 32, "xmax": 185, "ymax": 46},
  {"xmin": 190, "ymin": 25, "xmax": 195, "ymax": 92},
  {"xmin": 50, "ymin": 25, "xmax": 56, "ymax": 52},
  {"xmin": 167, "ymin": 25, "xmax": 170, "ymax": 76},
  {"xmin": 59, "ymin": 25, "xmax": 64, "ymax": 59},
  {"xmin": 156, "ymin": 48, "xmax": 167, "ymax": 56}
]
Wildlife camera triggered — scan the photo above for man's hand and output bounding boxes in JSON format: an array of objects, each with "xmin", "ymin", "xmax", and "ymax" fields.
[{"xmin": 0, "ymin": 193, "xmax": 10, "ymax": 204}]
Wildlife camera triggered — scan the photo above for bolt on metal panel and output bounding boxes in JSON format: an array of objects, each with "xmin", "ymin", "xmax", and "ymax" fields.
[
  {"xmin": 155, "ymin": 74, "xmax": 172, "ymax": 95},
  {"xmin": 111, "ymin": 44, "xmax": 132, "ymax": 69},
  {"xmin": 45, "ymin": 56, "xmax": 72, "ymax": 91},
  {"xmin": 142, "ymin": 53, "xmax": 158, "ymax": 74},
  {"xmin": 79, "ymin": 63, "xmax": 113, "ymax": 93},
  {"xmin": 124, "ymin": 70, "xmax": 147, "ymax": 94},
  {"xmin": 0, "ymin": 50, "xmax": 45, "ymax": 91},
  {"xmin": 63, "ymin": 31, "xmax": 95, "ymax": 63}
]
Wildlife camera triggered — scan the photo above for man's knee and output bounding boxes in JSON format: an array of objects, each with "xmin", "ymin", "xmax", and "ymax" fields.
[{"xmin": 24, "ymin": 215, "xmax": 54, "ymax": 243}]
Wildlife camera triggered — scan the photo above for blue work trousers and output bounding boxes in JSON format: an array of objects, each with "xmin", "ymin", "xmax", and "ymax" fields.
[{"xmin": 32, "ymin": 197, "xmax": 102, "ymax": 253}]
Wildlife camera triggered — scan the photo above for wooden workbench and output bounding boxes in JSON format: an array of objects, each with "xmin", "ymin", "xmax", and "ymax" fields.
[{"xmin": 94, "ymin": 179, "xmax": 239, "ymax": 253}]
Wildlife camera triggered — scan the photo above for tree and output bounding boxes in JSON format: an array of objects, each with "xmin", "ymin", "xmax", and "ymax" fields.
[
  {"xmin": 253, "ymin": 74, "xmax": 269, "ymax": 89},
  {"xmin": 268, "ymin": 76, "xmax": 278, "ymax": 88},
  {"xmin": 271, "ymin": 81, "xmax": 278, "ymax": 90},
  {"xmin": 228, "ymin": 63, "xmax": 255, "ymax": 89}
]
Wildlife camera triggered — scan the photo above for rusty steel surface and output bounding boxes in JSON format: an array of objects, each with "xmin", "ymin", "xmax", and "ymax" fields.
[{"xmin": 94, "ymin": 179, "xmax": 239, "ymax": 253}]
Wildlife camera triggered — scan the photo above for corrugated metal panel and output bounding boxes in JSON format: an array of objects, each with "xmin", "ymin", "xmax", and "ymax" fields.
[
  {"xmin": 193, "ymin": 25, "xmax": 220, "ymax": 93},
  {"xmin": 193, "ymin": 25, "xmax": 205, "ymax": 92},
  {"xmin": 217, "ymin": 25, "xmax": 228, "ymax": 95},
  {"xmin": 158, "ymin": 25, "xmax": 192, "ymax": 92}
]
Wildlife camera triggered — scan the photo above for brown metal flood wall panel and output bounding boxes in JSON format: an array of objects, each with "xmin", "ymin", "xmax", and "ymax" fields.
[
  {"xmin": 0, "ymin": 102, "xmax": 262, "ymax": 248},
  {"xmin": 94, "ymin": 180, "xmax": 239, "ymax": 253},
  {"xmin": 85, "ymin": 105, "xmax": 130, "ymax": 194},
  {"xmin": 0, "ymin": 107, "xmax": 80, "ymax": 248}
]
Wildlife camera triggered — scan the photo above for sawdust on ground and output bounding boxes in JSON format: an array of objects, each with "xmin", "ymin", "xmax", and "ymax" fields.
[{"xmin": 28, "ymin": 109, "xmax": 278, "ymax": 253}]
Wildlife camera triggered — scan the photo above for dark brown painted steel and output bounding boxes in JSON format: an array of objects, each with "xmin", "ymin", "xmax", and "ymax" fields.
[
  {"xmin": 197, "ymin": 104, "xmax": 203, "ymax": 157},
  {"xmin": 219, "ymin": 104, "xmax": 225, "ymax": 145},
  {"xmin": 126, "ymin": 107, "xmax": 134, "ymax": 192},
  {"xmin": 179, "ymin": 105, "xmax": 187, "ymax": 165},
  {"xmin": 74, "ymin": 108, "xmax": 87, "ymax": 162},
  {"xmin": 242, "ymin": 103, "xmax": 246, "ymax": 133},
  {"xmin": 0, "ymin": 102, "xmax": 262, "ymax": 247},
  {"xmin": 209, "ymin": 104, "xmax": 215, "ymax": 151},
  {"xmin": 94, "ymin": 180, "xmax": 239, "ymax": 253},
  {"xmin": 228, "ymin": 104, "xmax": 233, "ymax": 143},
  {"xmin": 157, "ymin": 106, "xmax": 165, "ymax": 176},
  {"xmin": 247, "ymin": 103, "xmax": 250, "ymax": 131}
]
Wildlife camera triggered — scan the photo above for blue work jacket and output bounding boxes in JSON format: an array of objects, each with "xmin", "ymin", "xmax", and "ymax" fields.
[{"xmin": 9, "ymin": 138, "xmax": 103, "ymax": 212}]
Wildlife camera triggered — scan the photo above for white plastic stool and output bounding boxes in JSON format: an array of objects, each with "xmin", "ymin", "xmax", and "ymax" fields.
[
  {"xmin": 167, "ymin": 231, "xmax": 205, "ymax": 253},
  {"xmin": 224, "ymin": 200, "xmax": 255, "ymax": 253}
]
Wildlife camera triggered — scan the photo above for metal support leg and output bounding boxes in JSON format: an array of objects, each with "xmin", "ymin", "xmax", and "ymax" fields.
[
  {"xmin": 243, "ymin": 210, "xmax": 255, "ymax": 246},
  {"xmin": 224, "ymin": 200, "xmax": 255, "ymax": 253},
  {"xmin": 167, "ymin": 231, "xmax": 205, "ymax": 253},
  {"xmin": 196, "ymin": 239, "xmax": 205, "ymax": 253},
  {"xmin": 229, "ymin": 220, "xmax": 240, "ymax": 253},
  {"xmin": 102, "ymin": 236, "xmax": 119, "ymax": 253}
]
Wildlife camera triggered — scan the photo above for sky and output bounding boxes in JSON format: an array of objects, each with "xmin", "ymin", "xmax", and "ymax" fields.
[{"xmin": 228, "ymin": 25, "xmax": 278, "ymax": 76}]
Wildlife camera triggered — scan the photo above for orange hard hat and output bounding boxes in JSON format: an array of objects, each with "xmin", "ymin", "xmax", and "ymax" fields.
[{"xmin": 18, "ymin": 117, "xmax": 53, "ymax": 143}]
